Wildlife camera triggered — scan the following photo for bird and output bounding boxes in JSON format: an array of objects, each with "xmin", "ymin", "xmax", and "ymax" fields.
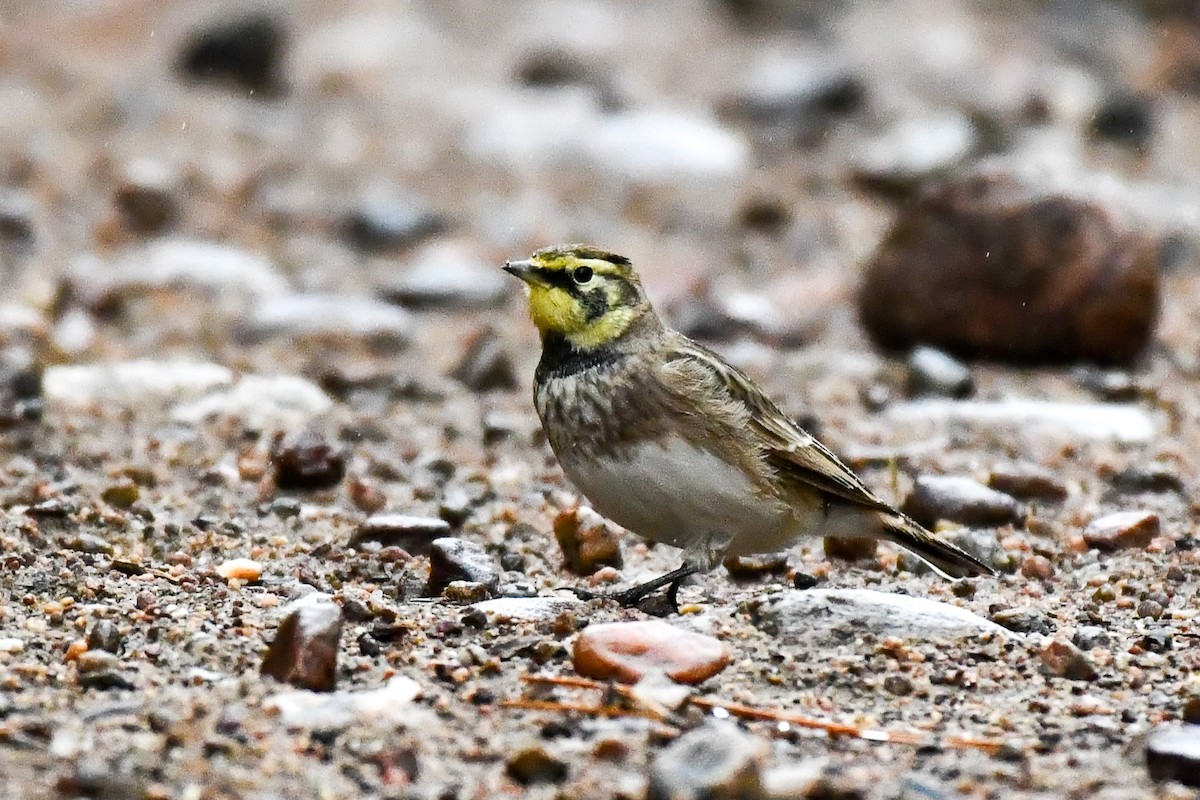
[{"xmin": 502, "ymin": 244, "xmax": 995, "ymax": 607}]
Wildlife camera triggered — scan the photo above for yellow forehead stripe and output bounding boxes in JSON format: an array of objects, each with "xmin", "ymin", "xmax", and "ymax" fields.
[{"xmin": 531, "ymin": 245, "xmax": 633, "ymax": 276}]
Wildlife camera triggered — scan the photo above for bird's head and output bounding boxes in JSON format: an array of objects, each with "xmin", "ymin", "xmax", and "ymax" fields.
[{"xmin": 503, "ymin": 244, "xmax": 652, "ymax": 349}]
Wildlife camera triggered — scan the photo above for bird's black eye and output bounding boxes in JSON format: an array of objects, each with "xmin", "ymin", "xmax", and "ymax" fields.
[{"xmin": 572, "ymin": 266, "xmax": 594, "ymax": 284}]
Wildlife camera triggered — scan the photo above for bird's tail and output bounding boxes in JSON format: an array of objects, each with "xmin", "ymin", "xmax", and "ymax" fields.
[{"xmin": 879, "ymin": 514, "xmax": 996, "ymax": 578}]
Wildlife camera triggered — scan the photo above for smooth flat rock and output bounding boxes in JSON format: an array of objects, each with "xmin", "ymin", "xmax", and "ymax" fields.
[
  {"xmin": 44, "ymin": 361, "xmax": 233, "ymax": 407},
  {"xmin": 265, "ymin": 676, "xmax": 422, "ymax": 730},
  {"xmin": 886, "ymin": 399, "xmax": 1156, "ymax": 444},
  {"xmin": 753, "ymin": 589, "xmax": 1010, "ymax": 645},
  {"xmin": 171, "ymin": 375, "xmax": 332, "ymax": 429}
]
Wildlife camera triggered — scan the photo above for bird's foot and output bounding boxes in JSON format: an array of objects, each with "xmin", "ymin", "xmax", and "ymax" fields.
[{"xmin": 570, "ymin": 565, "xmax": 698, "ymax": 614}]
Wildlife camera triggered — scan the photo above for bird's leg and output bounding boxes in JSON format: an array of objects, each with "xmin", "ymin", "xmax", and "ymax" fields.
[{"xmin": 571, "ymin": 564, "xmax": 699, "ymax": 610}]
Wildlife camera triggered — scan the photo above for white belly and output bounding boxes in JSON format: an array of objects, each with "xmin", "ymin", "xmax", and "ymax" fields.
[{"xmin": 556, "ymin": 438, "xmax": 798, "ymax": 553}]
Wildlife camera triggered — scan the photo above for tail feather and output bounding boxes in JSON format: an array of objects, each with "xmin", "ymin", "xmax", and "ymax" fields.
[{"xmin": 879, "ymin": 515, "xmax": 996, "ymax": 579}]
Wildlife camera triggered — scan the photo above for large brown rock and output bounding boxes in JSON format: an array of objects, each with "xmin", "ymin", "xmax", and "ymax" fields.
[{"xmin": 859, "ymin": 172, "xmax": 1160, "ymax": 365}]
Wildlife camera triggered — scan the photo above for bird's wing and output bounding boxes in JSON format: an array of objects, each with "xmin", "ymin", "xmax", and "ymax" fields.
[{"xmin": 662, "ymin": 338, "xmax": 897, "ymax": 515}]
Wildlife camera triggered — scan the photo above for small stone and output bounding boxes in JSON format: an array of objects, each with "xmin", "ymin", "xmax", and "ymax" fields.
[
  {"xmin": 44, "ymin": 360, "xmax": 232, "ymax": 408},
  {"xmin": 1072, "ymin": 625, "xmax": 1110, "ymax": 650},
  {"xmin": 792, "ymin": 572, "xmax": 820, "ymax": 590},
  {"xmin": 0, "ymin": 346, "xmax": 43, "ymax": 427},
  {"xmin": 1137, "ymin": 600, "xmax": 1165, "ymax": 620},
  {"xmin": 753, "ymin": 589, "xmax": 1009, "ymax": 645},
  {"xmin": 553, "ymin": 506, "xmax": 623, "ymax": 575},
  {"xmin": 1083, "ymin": 511, "xmax": 1160, "ymax": 551},
  {"xmin": 574, "ymin": 620, "xmax": 729, "ymax": 685},
  {"xmin": 177, "ymin": 13, "xmax": 287, "ymax": 95},
  {"xmin": 883, "ymin": 675, "xmax": 913, "ymax": 696},
  {"xmin": 1182, "ymin": 697, "xmax": 1200, "ymax": 725},
  {"xmin": 823, "ymin": 536, "xmax": 878, "ymax": 563},
  {"xmin": 1146, "ymin": 725, "xmax": 1200, "ymax": 787},
  {"xmin": 101, "ymin": 479, "xmax": 139, "ymax": 509},
  {"xmin": 427, "ymin": 538, "xmax": 500, "ymax": 596},
  {"xmin": 513, "ymin": 47, "xmax": 601, "ymax": 92},
  {"xmin": 1090, "ymin": 93, "xmax": 1154, "ymax": 151},
  {"xmin": 0, "ymin": 190, "xmax": 35, "ymax": 244},
  {"xmin": 887, "ymin": 399, "xmax": 1156, "ymax": 444},
  {"xmin": 1020, "ymin": 555, "xmax": 1056, "ymax": 580},
  {"xmin": 903, "ymin": 476, "xmax": 1023, "ymax": 529},
  {"xmin": 237, "ymin": 294, "xmax": 413, "ymax": 346},
  {"xmin": 451, "ymin": 328, "xmax": 518, "ymax": 392},
  {"xmin": 1108, "ymin": 464, "xmax": 1184, "ymax": 495},
  {"xmin": 380, "ymin": 242, "xmax": 507, "ymax": 309},
  {"xmin": 719, "ymin": 56, "xmax": 863, "ymax": 144},
  {"xmin": 114, "ymin": 160, "xmax": 179, "ymax": 233},
  {"xmin": 991, "ymin": 607, "xmax": 1054, "ymax": 635},
  {"xmin": 67, "ymin": 533, "xmax": 114, "ymax": 555},
  {"xmin": 260, "ymin": 593, "xmax": 343, "ymax": 692},
  {"xmin": 216, "ymin": 558, "xmax": 262, "ymax": 582},
  {"xmin": 647, "ymin": 720, "xmax": 766, "ymax": 800},
  {"xmin": 1039, "ymin": 639, "xmax": 1098, "ymax": 681},
  {"xmin": 1073, "ymin": 365, "xmax": 1140, "ymax": 401},
  {"xmin": 1140, "ymin": 630, "xmax": 1173, "ymax": 653},
  {"xmin": 988, "ymin": 465, "xmax": 1068, "ymax": 502},
  {"xmin": 346, "ymin": 477, "xmax": 386, "ymax": 514},
  {"xmin": 723, "ymin": 552, "xmax": 789, "ymax": 580},
  {"xmin": 342, "ymin": 185, "xmax": 446, "ymax": 254},
  {"xmin": 86, "ymin": 621, "xmax": 123, "ymax": 654},
  {"xmin": 851, "ymin": 111, "xmax": 977, "ymax": 194},
  {"xmin": 271, "ymin": 429, "xmax": 346, "ymax": 491},
  {"xmin": 442, "ymin": 580, "xmax": 490, "ymax": 603},
  {"xmin": 581, "ymin": 110, "xmax": 749, "ymax": 183},
  {"xmin": 469, "ymin": 597, "xmax": 582, "ymax": 624},
  {"xmin": 171, "ymin": 374, "xmax": 332, "ymax": 430},
  {"xmin": 505, "ymin": 745, "xmax": 568, "ymax": 786},
  {"xmin": 860, "ymin": 171, "xmax": 1159, "ymax": 365},
  {"xmin": 906, "ymin": 346, "xmax": 974, "ymax": 399},
  {"xmin": 350, "ymin": 514, "xmax": 449, "ymax": 554},
  {"xmin": 265, "ymin": 676, "xmax": 421, "ymax": 730},
  {"xmin": 0, "ymin": 637, "xmax": 25, "ymax": 653}
]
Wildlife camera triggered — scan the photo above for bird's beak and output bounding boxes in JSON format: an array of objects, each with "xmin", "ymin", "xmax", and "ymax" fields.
[{"xmin": 502, "ymin": 259, "xmax": 535, "ymax": 283}]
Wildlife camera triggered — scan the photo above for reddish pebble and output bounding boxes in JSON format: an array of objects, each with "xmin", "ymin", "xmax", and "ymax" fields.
[
  {"xmin": 554, "ymin": 506, "xmax": 623, "ymax": 575},
  {"xmin": 1083, "ymin": 511, "xmax": 1159, "ymax": 550},
  {"xmin": 573, "ymin": 620, "xmax": 729, "ymax": 685},
  {"xmin": 1021, "ymin": 554, "xmax": 1056, "ymax": 580},
  {"xmin": 823, "ymin": 536, "xmax": 878, "ymax": 563}
]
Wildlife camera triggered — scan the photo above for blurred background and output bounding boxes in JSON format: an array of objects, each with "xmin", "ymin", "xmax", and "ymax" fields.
[{"xmin": 3, "ymin": 0, "xmax": 1200, "ymax": 381}]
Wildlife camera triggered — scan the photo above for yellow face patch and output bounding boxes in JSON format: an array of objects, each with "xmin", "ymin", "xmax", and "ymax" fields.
[{"xmin": 517, "ymin": 247, "xmax": 644, "ymax": 348}]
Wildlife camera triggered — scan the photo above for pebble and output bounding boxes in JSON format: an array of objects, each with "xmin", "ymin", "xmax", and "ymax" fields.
[
  {"xmin": 113, "ymin": 159, "xmax": 180, "ymax": 233},
  {"xmin": 753, "ymin": 589, "xmax": 1010, "ymax": 645},
  {"xmin": 1146, "ymin": 726, "xmax": 1200, "ymax": 786},
  {"xmin": 859, "ymin": 171, "xmax": 1158, "ymax": 364},
  {"xmin": 380, "ymin": 242, "xmax": 507, "ymax": 308},
  {"xmin": 237, "ymin": 294, "xmax": 413, "ymax": 346},
  {"xmin": 101, "ymin": 479, "xmax": 139, "ymax": 509},
  {"xmin": 1090, "ymin": 92, "xmax": 1154, "ymax": 150},
  {"xmin": 1073, "ymin": 625, "xmax": 1111, "ymax": 650},
  {"xmin": 582, "ymin": 110, "xmax": 750, "ymax": 182},
  {"xmin": 906, "ymin": 346, "xmax": 974, "ymax": 398},
  {"xmin": 341, "ymin": 185, "xmax": 446, "ymax": 253},
  {"xmin": 886, "ymin": 399, "xmax": 1157, "ymax": 444},
  {"xmin": 1083, "ymin": 511, "xmax": 1160, "ymax": 550},
  {"xmin": 85, "ymin": 620, "xmax": 123, "ymax": 654},
  {"xmin": 553, "ymin": 506, "xmax": 623, "ymax": 575},
  {"xmin": 171, "ymin": 374, "xmax": 333, "ymax": 430},
  {"xmin": 0, "ymin": 638, "xmax": 25, "ymax": 653},
  {"xmin": 71, "ymin": 240, "xmax": 289, "ymax": 302},
  {"xmin": 719, "ymin": 56, "xmax": 863, "ymax": 144},
  {"xmin": 505, "ymin": 745, "xmax": 568, "ymax": 786},
  {"xmin": 0, "ymin": 189, "xmax": 35, "ymax": 244},
  {"xmin": 67, "ymin": 534, "xmax": 114, "ymax": 555},
  {"xmin": 469, "ymin": 597, "xmax": 582, "ymax": 624},
  {"xmin": 1039, "ymin": 638, "xmax": 1099, "ymax": 681},
  {"xmin": 723, "ymin": 552, "xmax": 789, "ymax": 579},
  {"xmin": 822, "ymin": 536, "xmax": 877, "ymax": 563},
  {"xmin": 260, "ymin": 593, "xmax": 343, "ymax": 692},
  {"xmin": 1020, "ymin": 555, "xmax": 1056, "ymax": 580},
  {"xmin": 216, "ymin": 558, "xmax": 263, "ymax": 582},
  {"xmin": 991, "ymin": 607, "xmax": 1055, "ymax": 635},
  {"xmin": 427, "ymin": 538, "xmax": 500, "ymax": 596},
  {"xmin": 646, "ymin": 720, "xmax": 766, "ymax": 800},
  {"xmin": 0, "ymin": 346, "xmax": 42, "ymax": 427},
  {"xmin": 44, "ymin": 360, "xmax": 232, "ymax": 408},
  {"xmin": 450, "ymin": 329, "xmax": 518, "ymax": 392},
  {"xmin": 1108, "ymin": 464, "xmax": 1184, "ymax": 495},
  {"xmin": 902, "ymin": 475, "xmax": 1024, "ymax": 528},
  {"xmin": 573, "ymin": 620, "xmax": 730, "ymax": 685},
  {"xmin": 987, "ymin": 464, "xmax": 1068, "ymax": 502},
  {"xmin": 176, "ymin": 12, "xmax": 287, "ymax": 94},
  {"xmin": 349, "ymin": 514, "xmax": 450, "ymax": 554},
  {"xmin": 851, "ymin": 111, "xmax": 977, "ymax": 193},
  {"xmin": 265, "ymin": 676, "xmax": 422, "ymax": 730},
  {"xmin": 271, "ymin": 429, "xmax": 346, "ymax": 491}
]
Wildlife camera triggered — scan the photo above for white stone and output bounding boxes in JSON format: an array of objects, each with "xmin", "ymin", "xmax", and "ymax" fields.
[
  {"xmin": 886, "ymin": 399, "xmax": 1156, "ymax": 444},
  {"xmin": 171, "ymin": 375, "xmax": 332, "ymax": 429},
  {"xmin": 583, "ymin": 110, "xmax": 749, "ymax": 182},
  {"xmin": 470, "ymin": 597, "xmax": 582, "ymax": 624},
  {"xmin": 265, "ymin": 676, "xmax": 422, "ymax": 729},
  {"xmin": 238, "ymin": 294, "xmax": 413, "ymax": 342},
  {"xmin": 756, "ymin": 589, "xmax": 1010, "ymax": 645},
  {"xmin": 44, "ymin": 360, "xmax": 233, "ymax": 407}
]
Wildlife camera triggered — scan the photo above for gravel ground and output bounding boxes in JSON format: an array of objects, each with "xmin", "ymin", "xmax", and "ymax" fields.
[{"xmin": 2, "ymin": 1, "xmax": 1200, "ymax": 798}]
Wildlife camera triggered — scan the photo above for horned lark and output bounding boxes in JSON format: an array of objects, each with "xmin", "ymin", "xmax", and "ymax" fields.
[{"xmin": 503, "ymin": 244, "xmax": 994, "ymax": 606}]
